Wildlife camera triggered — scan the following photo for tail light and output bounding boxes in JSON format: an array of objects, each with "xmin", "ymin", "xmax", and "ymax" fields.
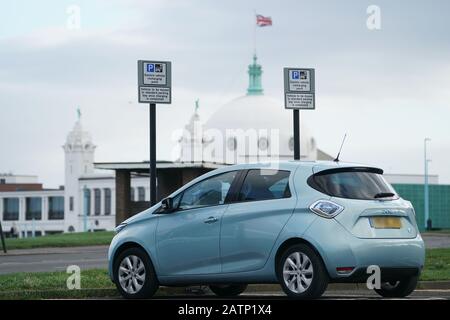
[{"xmin": 336, "ymin": 267, "xmax": 355, "ymax": 274}]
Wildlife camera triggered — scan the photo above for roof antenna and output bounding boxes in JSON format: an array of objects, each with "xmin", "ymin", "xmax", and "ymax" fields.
[{"xmin": 334, "ymin": 133, "xmax": 347, "ymax": 162}]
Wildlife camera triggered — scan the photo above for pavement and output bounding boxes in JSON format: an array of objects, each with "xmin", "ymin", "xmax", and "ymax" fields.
[
  {"xmin": 179, "ymin": 283, "xmax": 450, "ymax": 299},
  {"xmin": 79, "ymin": 285, "xmax": 450, "ymax": 300},
  {"xmin": 0, "ymin": 233, "xmax": 448, "ymax": 276},
  {"xmin": 153, "ymin": 289, "xmax": 450, "ymax": 300},
  {"xmin": 422, "ymin": 233, "xmax": 450, "ymax": 248}
]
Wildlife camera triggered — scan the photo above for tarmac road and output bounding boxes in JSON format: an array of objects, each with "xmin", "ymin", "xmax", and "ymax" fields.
[
  {"xmin": 0, "ymin": 234, "xmax": 449, "ymax": 275},
  {"xmin": 0, "ymin": 245, "xmax": 108, "ymax": 274},
  {"xmin": 422, "ymin": 233, "xmax": 450, "ymax": 248}
]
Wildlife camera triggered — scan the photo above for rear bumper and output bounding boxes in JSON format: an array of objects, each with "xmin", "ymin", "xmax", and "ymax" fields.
[
  {"xmin": 331, "ymin": 267, "xmax": 421, "ymax": 283},
  {"xmin": 302, "ymin": 217, "xmax": 425, "ymax": 281}
]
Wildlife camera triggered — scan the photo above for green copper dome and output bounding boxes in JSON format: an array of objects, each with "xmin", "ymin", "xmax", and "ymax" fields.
[{"xmin": 247, "ymin": 54, "xmax": 263, "ymax": 95}]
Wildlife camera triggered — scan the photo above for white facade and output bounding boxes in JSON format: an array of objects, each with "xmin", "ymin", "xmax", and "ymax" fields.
[
  {"xmin": 63, "ymin": 118, "xmax": 97, "ymax": 232},
  {"xmin": 0, "ymin": 117, "xmax": 151, "ymax": 236},
  {"xmin": 0, "ymin": 189, "xmax": 65, "ymax": 237}
]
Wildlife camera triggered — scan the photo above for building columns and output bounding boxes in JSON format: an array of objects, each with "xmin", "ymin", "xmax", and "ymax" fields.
[{"xmin": 157, "ymin": 169, "xmax": 183, "ymax": 201}]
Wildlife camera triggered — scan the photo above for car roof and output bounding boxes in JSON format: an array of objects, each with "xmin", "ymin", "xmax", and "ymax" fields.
[
  {"xmin": 219, "ymin": 160, "xmax": 379, "ymax": 172},
  {"xmin": 165, "ymin": 160, "xmax": 382, "ymax": 199}
]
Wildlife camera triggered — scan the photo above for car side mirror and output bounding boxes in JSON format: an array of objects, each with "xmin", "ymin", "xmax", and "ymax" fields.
[{"xmin": 161, "ymin": 197, "xmax": 174, "ymax": 212}]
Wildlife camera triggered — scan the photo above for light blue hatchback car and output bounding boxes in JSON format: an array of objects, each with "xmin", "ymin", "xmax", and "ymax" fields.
[{"xmin": 108, "ymin": 161, "xmax": 425, "ymax": 299}]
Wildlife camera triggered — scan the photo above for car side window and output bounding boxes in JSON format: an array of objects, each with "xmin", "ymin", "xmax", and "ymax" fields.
[
  {"xmin": 178, "ymin": 171, "xmax": 237, "ymax": 210},
  {"xmin": 238, "ymin": 169, "xmax": 291, "ymax": 202},
  {"xmin": 171, "ymin": 192, "xmax": 182, "ymax": 208}
]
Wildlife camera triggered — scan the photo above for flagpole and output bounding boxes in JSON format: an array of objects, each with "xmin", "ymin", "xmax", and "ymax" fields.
[{"xmin": 253, "ymin": 9, "xmax": 257, "ymax": 55}]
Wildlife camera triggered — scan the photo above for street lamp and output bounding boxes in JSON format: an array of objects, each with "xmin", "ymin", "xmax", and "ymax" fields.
[{"xmin": 424, "ymin": 138, "xmax": 431, "ymax": 230}]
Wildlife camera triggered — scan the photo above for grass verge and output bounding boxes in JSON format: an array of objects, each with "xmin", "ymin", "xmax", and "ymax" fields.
[
  {"xmin": 0, "ymin": 269, "xmax": 118, "ymax": 300},
  {"xmin": 4, "ymin": 231, "xmax": 114, "ymax": 250},
  {"xmin": 420, "ymin": 248, "xmax": 450, "ymax": 281}
]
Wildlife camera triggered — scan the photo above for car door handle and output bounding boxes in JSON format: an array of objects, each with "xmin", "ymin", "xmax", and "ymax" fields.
[{"xmin": 204, "ymin": 216, "xmax": 219, "ymax": 224}]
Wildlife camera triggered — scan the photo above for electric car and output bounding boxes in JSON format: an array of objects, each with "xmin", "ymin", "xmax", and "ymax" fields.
[{"xmin": 108, "ymin": 161, "xmax": 425, "ymax": 299}]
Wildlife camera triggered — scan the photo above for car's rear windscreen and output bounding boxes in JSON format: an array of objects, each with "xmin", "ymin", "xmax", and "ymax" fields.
[{"xmin": 307, "ymin": 167, "xmax": 397, "ymax": 200}]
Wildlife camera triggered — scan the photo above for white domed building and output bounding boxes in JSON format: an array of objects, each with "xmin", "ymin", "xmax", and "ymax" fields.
[{"xmin": 178, "ymin": 55, "xmax": 331, "ymax": 164}]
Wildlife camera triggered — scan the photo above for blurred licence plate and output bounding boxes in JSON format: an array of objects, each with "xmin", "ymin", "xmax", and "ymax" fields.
[{"xmin": 370, "ymin": 217, "xmax": 402, "ymax": 229}]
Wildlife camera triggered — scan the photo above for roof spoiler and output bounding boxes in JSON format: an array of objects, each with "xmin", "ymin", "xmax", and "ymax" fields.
[{"xmin": 312, "ymin": 166, "xmax": 384, "ymax": 176}]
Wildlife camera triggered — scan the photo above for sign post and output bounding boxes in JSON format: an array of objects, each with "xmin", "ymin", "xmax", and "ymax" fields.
[
  {"xmin": 284, "ymin": 68, "xmax": 315, "ymax": 160},
  {"xmin": 0, "ymin": 221, "xmax": 6, "ymax": 253},
  {"xmin": 138, "ymin": 60, "xmax": 172, "ymax": 206}
]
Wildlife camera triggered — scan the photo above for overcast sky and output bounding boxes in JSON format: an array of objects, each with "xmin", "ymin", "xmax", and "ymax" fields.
[{"xmin": 1, "ymin": 0, "xmax": 450, "ymax": 187}]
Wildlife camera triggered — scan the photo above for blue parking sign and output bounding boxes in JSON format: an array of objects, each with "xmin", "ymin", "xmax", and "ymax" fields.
[
  {"xmin": 292, "ymin": 71, "xmax": 300, "ymax": 80},
  {"xmin": 147, "ymin": 64, "xmax": 155, "ymax": 73}
]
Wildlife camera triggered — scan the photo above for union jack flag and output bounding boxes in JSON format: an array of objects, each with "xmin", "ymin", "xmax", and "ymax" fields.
[{"xmin": 256, "ymin": 14, "xmax": 272, "ymax": 27}]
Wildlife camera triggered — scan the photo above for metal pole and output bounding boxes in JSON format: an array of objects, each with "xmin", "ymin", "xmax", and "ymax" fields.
[
  {"xmin": 0, "ymin": 221, "xmax": 6, "ymax": 253},
  {"xmin": 424, "ymin": 138, "xmax": 430, "ymax": 230},
  {"xmin": 150, "ymin": 103, "xmax": 157, "ymax": 206},
  {"xmin": 293, "ymin": 109, "xmax": 300, "ymax": 160}
]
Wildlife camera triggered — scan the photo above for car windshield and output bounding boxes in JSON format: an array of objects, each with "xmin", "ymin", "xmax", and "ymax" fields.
[{"xmin": 308, "ymin": 168, "xmax": 397, "ymax": 200}]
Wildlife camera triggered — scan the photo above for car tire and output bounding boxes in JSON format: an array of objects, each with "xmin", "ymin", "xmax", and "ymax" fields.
[
  {"xmin": 114, "ymin": 247, "xmax": 159, "ymax": 299},
  {"xmin": 374, "ymin": 275, "xmax": 418, "ymax": 298},
  {"xmin": 209, "ymin": 284, "xmax": 248, "ymax": 297},
  {"xmin": 277, "ymin": 244, "xmax": 328, "ymax": 299}
]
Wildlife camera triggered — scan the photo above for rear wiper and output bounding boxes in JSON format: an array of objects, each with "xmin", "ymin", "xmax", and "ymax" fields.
[{"xmin": 374, "ymin": 192, "xmax": 395, "ymax": 199}]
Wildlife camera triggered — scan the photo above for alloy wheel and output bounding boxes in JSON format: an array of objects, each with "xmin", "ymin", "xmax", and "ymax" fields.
[
  {"xmin": 282, "ymin": 251, "xmax": 314, "ymax": 293},
  {"xmin": 118, "ymin": 255, "xmax": 146, "ymax": 294}
]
